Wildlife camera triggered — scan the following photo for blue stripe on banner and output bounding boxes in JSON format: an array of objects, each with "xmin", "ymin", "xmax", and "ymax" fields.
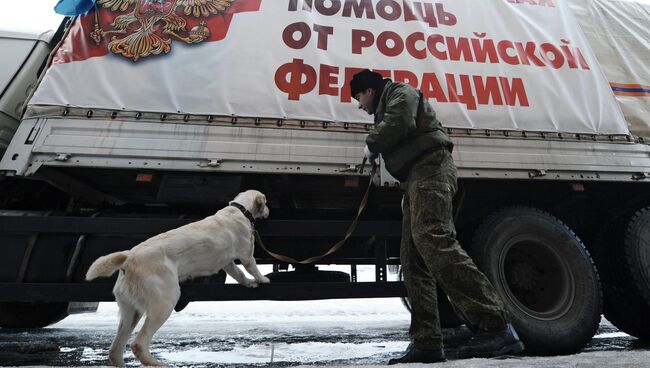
[
  {"xmin": 54, "ymin": 0, "xmax": 96, "ymax": 16},
  {"xmin": 611, "ymin": 86, "xmax": 650, "ymax": 93}
]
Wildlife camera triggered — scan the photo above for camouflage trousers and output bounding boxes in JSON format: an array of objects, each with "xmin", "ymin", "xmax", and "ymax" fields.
[{"xmin": 400, "ymin": 149, "xmax": 507, "ymax": 349}]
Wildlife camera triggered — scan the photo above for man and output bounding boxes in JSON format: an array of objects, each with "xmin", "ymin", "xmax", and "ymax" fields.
[{"xmin": 350, "ymin": 69, "xmax": 524, "ymax": 364}]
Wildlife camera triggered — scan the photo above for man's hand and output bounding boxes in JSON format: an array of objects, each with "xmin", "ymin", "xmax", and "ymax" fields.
[{"xmin": 364, "ymin": 145, "xmax": 378, "ymax": 164}]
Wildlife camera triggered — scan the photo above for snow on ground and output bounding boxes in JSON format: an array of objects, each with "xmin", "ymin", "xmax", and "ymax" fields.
[
  {"xmin": 308, "ymin": 350, "xmax": 650, "ymax": 368},
  {"xmin": 54, "ymin": 265, "xmax": 413, "ymax": 365},
  {"xmin": 46, "ymin": 265, "xmax": 650, "ymax": 367}
]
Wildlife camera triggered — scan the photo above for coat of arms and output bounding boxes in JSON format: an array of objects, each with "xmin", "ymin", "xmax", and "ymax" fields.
[{"xmin": 89, "ymin": 0, "xmax": 236, "ymax": 61}]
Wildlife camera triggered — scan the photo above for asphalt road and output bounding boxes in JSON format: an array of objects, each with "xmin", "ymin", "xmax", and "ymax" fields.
[{"xmin": 1, "ymin": 299, "xmax": 649, "ymax": 367}]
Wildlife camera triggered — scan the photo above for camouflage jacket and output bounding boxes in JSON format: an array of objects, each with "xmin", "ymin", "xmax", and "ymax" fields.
[{"xmin": 366, "ymin": 81, "xmax": 453, "ymax": 181}]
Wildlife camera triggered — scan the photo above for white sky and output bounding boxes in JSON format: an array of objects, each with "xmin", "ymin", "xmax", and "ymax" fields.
[
  {"xmin": 1, "ymin": 0, "xmax": 650, "ymax": 33},
  {"xmin": 0, "ymin": 0, "xmax": 64, "ymax": 33}
]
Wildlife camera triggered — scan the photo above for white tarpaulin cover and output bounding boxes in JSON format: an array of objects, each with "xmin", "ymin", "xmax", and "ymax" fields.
[
  {"xmin": 31, "ymin": 0, "xmax": 629, "ymax": 135},
  {"xmin": 568, "ymin": 0, "xmax": 650, "ymax": 139}
]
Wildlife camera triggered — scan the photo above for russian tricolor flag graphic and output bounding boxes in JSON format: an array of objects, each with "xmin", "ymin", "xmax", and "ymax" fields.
[
  {"xmin": 54, "ymin": 0, "xmax": 96, "ymax": 16},
  {"xmin": 611, "ymin": 83, "xmax": 650, "ymax": 97}
]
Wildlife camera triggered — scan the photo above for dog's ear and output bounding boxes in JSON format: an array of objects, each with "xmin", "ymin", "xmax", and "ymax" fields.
[{"xmin": 255, "ymin": 194, "xmax": 265, "ymax": 209}]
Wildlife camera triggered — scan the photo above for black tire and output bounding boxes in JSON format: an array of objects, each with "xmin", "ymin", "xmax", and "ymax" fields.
[
  {"xmin": 623, "ymin": 207, "xmax": 650, "ymax": 307},
  {"xmin": 593, "ymin": 214, "xmax": 650, "ymax": 340},
  {"xmin": 0, "ymin": 302, "xmax": 69, "ymax": 328},
  {"xmin": 470, "ymin": 207, "xmax": 602, "ymax": 355}
]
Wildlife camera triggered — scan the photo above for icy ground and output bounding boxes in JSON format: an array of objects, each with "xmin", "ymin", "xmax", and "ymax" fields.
[{"xmin": 2, "ymin": 265, "xmax": 649, "ymax": 367}]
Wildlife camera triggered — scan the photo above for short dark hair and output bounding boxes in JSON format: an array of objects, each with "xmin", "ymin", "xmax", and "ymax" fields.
[{"xmin": 349, "ymin": 69, "xmax": 384, "ymax": 98}]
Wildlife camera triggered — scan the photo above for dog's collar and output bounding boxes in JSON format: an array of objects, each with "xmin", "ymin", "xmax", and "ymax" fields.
[{"xmin": 229, "ymin": 202, "xmax": 256, "ymax": 225}]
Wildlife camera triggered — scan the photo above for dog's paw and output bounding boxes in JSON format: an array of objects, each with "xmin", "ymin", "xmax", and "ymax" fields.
[{"xmin": 257, "ymin": 276, "xmax": 271, "ymax": 284}]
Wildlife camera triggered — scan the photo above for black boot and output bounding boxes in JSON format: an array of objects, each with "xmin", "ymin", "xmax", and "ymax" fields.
[
  {"xmin": 388, "ymin": 343, "xmax": 446, "ymax": 365},
  {"xmin": 457, "ymin": 323, "xmax": 525, "ymax": 359}
]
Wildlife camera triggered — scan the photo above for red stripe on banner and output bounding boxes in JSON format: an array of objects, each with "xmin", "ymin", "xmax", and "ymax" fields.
[
  {"xmin": 52, "ymin": 0, "xmax": 262, "ymax": 64},
  {"xmin": 610, "ymin": 82, "xmax": 650, "ymax": 90},
  {"xmin": 610, "ymin": 82, "xmax": 650, "ymax": 97},
  {"xmin": 205, "ymin": 0, "xmax": 262, "ymax": 42},
  {"xmin": 613, "ymin": 91, "xmax": 650, "ymax": 97}
]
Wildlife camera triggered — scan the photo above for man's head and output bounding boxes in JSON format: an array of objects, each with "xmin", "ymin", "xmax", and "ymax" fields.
[{"xmin": 350, "ymin": 69, "xmax": 383, "ymax": 115}]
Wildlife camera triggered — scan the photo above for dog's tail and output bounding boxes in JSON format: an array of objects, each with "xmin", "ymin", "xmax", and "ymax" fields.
[{"xmin": 85, "ymin": 251, "xmax": 130, "ymax": 280}]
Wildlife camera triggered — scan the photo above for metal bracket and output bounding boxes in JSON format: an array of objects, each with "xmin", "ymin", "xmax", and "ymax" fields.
[
  {"xmin": 54, "ymin": 153, "xmax": 71, "ymax": 162},
  {"xmin": 339, "ymin": 164, "xmax": 358, "ymax": 173},
  {"xmin": 374, "ymin": 238, "xmax": 388, "ymax": 282},
  {"xmin": 529, "ymin": 169, "xmax": 547, "ymax": 178},
  {"xmin": 198, "ymin": 159, "xmax": 222, "ymax": 168},
  {"xmin": 632, "ymin": 172, "xmax": 650, "ymax": 181},
  {"xmin": 17, "ymin": 234, "xmax": 38, "ymax": 282}
]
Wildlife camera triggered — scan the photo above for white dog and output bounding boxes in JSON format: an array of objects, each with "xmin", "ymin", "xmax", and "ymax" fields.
[{"xmin": 85, "ymin": 190, "xmax": 271, "ymax": 366}]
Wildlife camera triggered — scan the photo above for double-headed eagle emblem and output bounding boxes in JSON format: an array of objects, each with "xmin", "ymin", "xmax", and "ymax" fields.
[{"xmin": 90, "ymin": 0, "xmax": 235, "ymax": 61}]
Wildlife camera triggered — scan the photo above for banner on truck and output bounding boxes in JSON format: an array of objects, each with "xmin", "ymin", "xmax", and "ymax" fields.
[
  {"xmin": 32, "ymin": 0, "xmax": 629, "ymax": 135},
  {"xmin": 567, "ymin": 0, "xmax": 650, "ymax": 139}
]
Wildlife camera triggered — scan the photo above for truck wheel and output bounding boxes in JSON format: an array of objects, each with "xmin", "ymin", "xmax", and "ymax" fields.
[
  {"xmin": 0, "ymin": 302, "xmax": 69, "ymax": 328},
  {"xmin": 593, "ymin": 216, "xmax": 650, "ymax": 340},
  {"xmin": 623, "ymin": 207, "xmax": 650, "ymax": 306},
  {"xmin": 470, "ymin": 207, "xmax": 601, "ymax": 355}
]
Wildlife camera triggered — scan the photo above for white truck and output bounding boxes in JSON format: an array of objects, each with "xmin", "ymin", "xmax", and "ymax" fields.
[{"xmin": 1, "ymin": 0, "xmax": 649, "ymax": 357}]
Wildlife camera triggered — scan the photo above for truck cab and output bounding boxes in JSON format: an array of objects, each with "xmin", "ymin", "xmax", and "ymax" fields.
[{"xmin": 0, "ymin": 29, "xmax": 56, "ymax": 156}]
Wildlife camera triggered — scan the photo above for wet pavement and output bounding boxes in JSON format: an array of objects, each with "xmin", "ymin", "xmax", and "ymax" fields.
[{"xmin": 0, "ymin": 300, "xmax": 648, "ymax": 367}]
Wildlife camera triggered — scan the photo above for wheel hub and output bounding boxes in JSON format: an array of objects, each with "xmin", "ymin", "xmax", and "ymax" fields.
[
  {"xmin": 507, "ymin": 261, "xmax": 540, "ymax": 291},
  {"xmin": 502, "ymin": 239, "xmax": 575, "ymax": 320}
]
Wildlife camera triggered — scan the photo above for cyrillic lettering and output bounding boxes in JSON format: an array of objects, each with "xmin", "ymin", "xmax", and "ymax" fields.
[
  {"xmin": 447, "ymin": 74, "xmax": 477, "ymax": 110},
  {"xmin": 426, "ymin": 34, "xmax": 447, "ymax": 60},
  {"xmin": 500, "ymin": 77, "xmax": 529, "ymax": 106},
  {"xmin": 282, "ymin": 22, "xmax": 311, "ymax": 49},
  {"xmin": 313, "ymin": 24, "xmax": 333, "ymax": 50},
  {"xmin": 377, "ymin": 31, "xmax": 404, "ymax": 57},
  {"xmin": 351, "ymin": 29, "xmax": 374, "ymax": 54},
  {"xmin": 301, "ymin": 0, "xmax": 314, "ymax": 11},
  {"xmin": 471, "ymin": 35, "xmax": 499, "ymax": 64},
  {"xmin": 275, "ymin": 59, "xmax": 317, "ymax": 101},
  {"xmin": 405, "ymin": 32, "xmax": 427, "ymax": 59},
  {"xmin": 515, "ymin": 42, "xmax": 546, "ymax": 67},
  {"xmin": 376, "ymin": 0, "xmax": 401, "ymax": 21},
  {"xmin": 418, "ymin": 2, "xmax": 438, "ymax": 28},
  {"xmin": 421, "ymin": 72, "xmax": 448, "ymax": 102},
  {"xmin": 315, "ymin": 0, "xmax": 341, "ymax": 16},
  {"xmin": 561, "ymin": 41, "xmax": 590, "ymax": 70},
  {"xmin": 408, "ymin": 1, "xmax": 438, "ymax": 28},
  {"xmin": 447, "ymin": 36, "xmax": 473, "ymax": 62},
  {"xmin": 473, "ymin": 76, "xmax": 504, "ymax": 105},
  {"xmin": 403, "ymin": 0, "xmax": 419, "ymax": 22},
  {"xmin": 341, "ymin": 0, "xmax": 375, "ymax": 18},
  {"xmin": 340, "ymin": 67, "xmax": 366, "ymax": 102},
  {"xmin": 319, "ymin": 64, "xmax": 339, "ymax": 96},
  {"xmin": 436, "ymin": 3, "xmax": 457, "ymax": 26},
  {"xmin": 540, "ymin": 42, "xmax": 564, "ymax": 69},
  {"xmin": 497, "ymin": 40, "xmax": 520, "ymax": 65}
]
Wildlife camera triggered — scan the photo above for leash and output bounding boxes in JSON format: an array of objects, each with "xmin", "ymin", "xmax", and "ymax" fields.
[{"xmin": 254, "ymin": 162, "xmax": 377, "ymax": 264}]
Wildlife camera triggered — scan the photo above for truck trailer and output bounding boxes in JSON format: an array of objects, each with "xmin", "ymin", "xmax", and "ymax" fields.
[{"xmin": 1, "ymin": 0, "xmax": 649, "ymax": 356}]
